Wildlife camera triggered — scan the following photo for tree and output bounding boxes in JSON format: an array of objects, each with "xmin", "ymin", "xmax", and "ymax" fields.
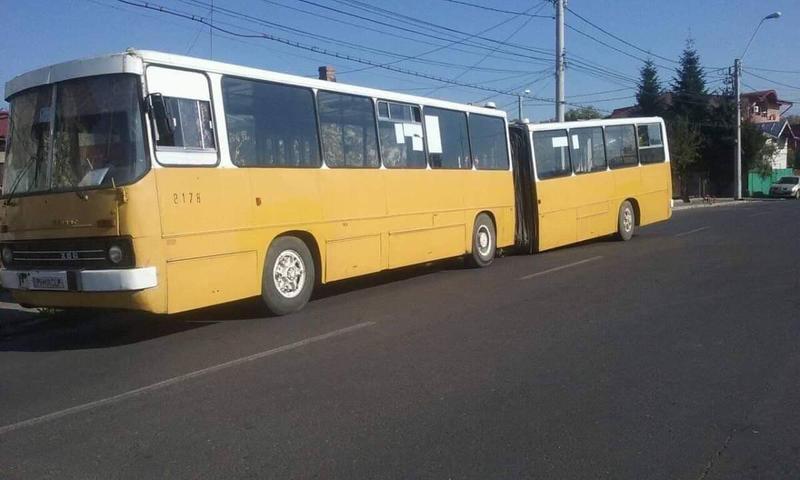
[
  {"xmin": 668, "ymin": 116, "xmax": 702, "ymax": 201},
  {"xmin": 741, "ymin": 121, "xmax": 776, "ymax": 179},
  {"xmin": 636, "ymin": 59, "xmax": 662, "ymax": 116},
  {"xmin": 671, "ymin": 39, "xmax": 707, "ymax": 123},
  {"xmin": 564, "ymin": 106, "xmax": 602, "ymax": 121}
]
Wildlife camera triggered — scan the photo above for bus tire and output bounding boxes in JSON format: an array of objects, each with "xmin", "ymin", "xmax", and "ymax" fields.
[
  {"xmin": 467, "ymin": 213, "xmax": 496, "ymax": 268},
  {"xmin": 617, "ymin": 200, "xmax": 635, "ymax": 241},
  {"xmin": 261, "ymin": 236, "xmax": 315, "ymax": 316}
]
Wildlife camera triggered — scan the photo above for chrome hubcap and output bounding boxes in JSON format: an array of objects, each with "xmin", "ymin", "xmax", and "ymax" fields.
[
  {"xmin": 273, "ymin": 249, "xmax": 306, "ymax": 299},
  {"xmin": 477, "ymin": 225, "xmax": 492, "ymax": 257},
  {"xmin": 623, "ymin": 208, "xmax": 633, "ymax": 232}
]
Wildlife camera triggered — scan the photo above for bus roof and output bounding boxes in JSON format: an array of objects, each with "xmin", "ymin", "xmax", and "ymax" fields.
[
  {"xmin": 5, "ymin": 49, "xmax": 507, "ymax": 118},
  {"xmin": 518, "ymin": 117, "xmax": 665, "ymax": 132}
]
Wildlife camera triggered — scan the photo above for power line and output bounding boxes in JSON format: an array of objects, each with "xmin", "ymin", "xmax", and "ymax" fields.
[
  {"xmin": 565, "ymin": 5, "xmax": 678, "ymax": 64},
  {"xmin": 565, "ymin": 23, "xmax": 672, "ymax": 70},
  {"xmin": 178, "ymin": 0, "xmax": 548, "ymax": 75},
  {"xmin": 340, "ymin": 0, "xmax": 546, "ymax": 76},
  {"xmin": 743, "ymin": 70, "xmax": 800, "ymax": 91},
  {"xmin": 568, "ymin": 87, "xmax": 634, "ymax": 98},
  {"xmin": 117, "ymin": 0, "xmax": 597, "ymax": 106},
  {"xmin": 746, "ymin": 66, "xmax": 800, "ymax": 74},
  {"xmin": 305, "ymin": 0, "xmax": 645, "ymax": 90},
  {"xmin": 423, "ymin": 1, "xmax": 546, "ymax": 95},
  {"xmin": 254, "ymin": 0, "xmax": 545, "ymax": 67},
  {"xmin": 437, "ymin": 0, "xmax": 553, "ymax": 18}
]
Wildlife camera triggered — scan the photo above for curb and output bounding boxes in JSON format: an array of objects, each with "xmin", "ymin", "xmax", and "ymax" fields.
[{"xmin": 671, "ymin": 199, "xmax": 763, "ymax": 211}]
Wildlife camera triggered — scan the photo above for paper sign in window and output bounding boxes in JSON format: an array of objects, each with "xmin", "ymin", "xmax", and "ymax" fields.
[
  {"xmin": 551, "ymin": 136, "xmax": 568, "ymax": 148},
  {"xmin": 403, "ymin": 123, "xmax": 423, "ymax": 138},
  {"xmin": 394, "ymin": 123, "xmax": 405, "ymax": 144},
  {"xmin": 412, "ymin": 136, "xmax": 424, "ymax": 151},
  {"xmin": 424, "ymin": 115, "xmax": 443, "ymax": 154},
  {"xmin": 571, "ymin": 134, "xmax": 580, "ymax": 148}
]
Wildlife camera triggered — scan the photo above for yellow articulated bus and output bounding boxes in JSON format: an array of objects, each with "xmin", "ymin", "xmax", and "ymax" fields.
[
  {"xmin": 508, "ymin": 117, "xmax": 672, "ymax": 253},
  {"xmin": 0, "ymin": 50, "xmax": 515, "ymax": 315},
  {"xmin": 0, "ymin": 51, "xmax": 671, "ymax": 316}
]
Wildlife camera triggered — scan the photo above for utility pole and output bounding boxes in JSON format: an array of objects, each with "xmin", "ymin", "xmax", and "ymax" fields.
[
  {"xmin": 734, "ymin": 58, "xmax": 742, "ymax": 200},
  {"xmin": 555, "ymin": 0, "xmax": 566, "ymax": 122}
]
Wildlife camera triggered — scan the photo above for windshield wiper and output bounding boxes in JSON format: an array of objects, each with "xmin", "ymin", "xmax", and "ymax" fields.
[{"xmin": 3, "ymin": 154, "xmax": 38, "ymax": 206}]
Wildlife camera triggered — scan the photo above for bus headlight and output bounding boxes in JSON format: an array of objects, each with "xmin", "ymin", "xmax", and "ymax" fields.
[
  {"xmin": 108, "ymin": 245, "xmax": 124, "ymax": 265},
  {"xmin": 1, "ymin": 247, "xmax": 12, "ymax": 266}
]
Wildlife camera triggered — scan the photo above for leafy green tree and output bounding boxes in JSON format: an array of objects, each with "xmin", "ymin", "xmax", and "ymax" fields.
[
  {"xmin": 668, "ymin": 116, "xmax": 702, "ymax": 201},
  {"xmin": 636, "ymin": 59, "xmax": 662, "ymax": 116},
  {"xmin": 671, "ymin": 39, "xmax": 707, "ymax": 123},
  {"xmin": 564, "ymin": 106, "xmax": 603, "ymax": 121}
]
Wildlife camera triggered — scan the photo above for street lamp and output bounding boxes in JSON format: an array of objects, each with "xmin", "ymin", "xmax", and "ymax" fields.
[
  {"xmin": 518, "ymin": 89, "xmax": 530, "ymax": 121},
  {"xmin": 735, "ymin": 11, "xmax": 781, "ymax": 199}
]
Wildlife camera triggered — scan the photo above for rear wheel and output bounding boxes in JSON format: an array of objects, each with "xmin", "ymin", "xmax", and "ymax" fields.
[
  {"xmin": 617, "ymin": 201, "xmax": 635, "ymax": 241},
  {"xmin": 261, "ymin": 236, "xmax": 315, "ymax": 316},
  {"xmin": 467, "ymin": 213, "xmax": 496, "ymax": 268}
]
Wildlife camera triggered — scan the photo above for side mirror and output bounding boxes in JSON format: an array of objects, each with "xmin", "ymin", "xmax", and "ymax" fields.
[{"xmin": 148, "ymin": 93, "xmax": 175, "ymax": 141}]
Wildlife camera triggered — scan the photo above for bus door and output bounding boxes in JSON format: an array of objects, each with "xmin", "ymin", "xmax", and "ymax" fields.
[
  {"xmin": 567, "ymin": 126, "xmax": 614, "ymax": 241},
  {"xmin": 531, "ymin": 129, "xmax": 577, "ymax": 251}
]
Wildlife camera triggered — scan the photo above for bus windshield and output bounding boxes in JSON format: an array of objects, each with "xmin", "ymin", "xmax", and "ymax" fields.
[{"xmin": 2, "ymin": 74, "xmax": 147, "ymax": 197}]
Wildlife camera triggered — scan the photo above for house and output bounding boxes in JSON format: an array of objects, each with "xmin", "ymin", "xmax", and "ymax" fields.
[
  {"xmin": 755, "ymin": 120, "xmax": 796, "ymax": 170},
  {"xmin": 740, "ymin": 90, "xmax": 791, "ymax": 123},
  {"xmin": 0, "ymin": 109, "xmax": 7, "ymax": 191}
]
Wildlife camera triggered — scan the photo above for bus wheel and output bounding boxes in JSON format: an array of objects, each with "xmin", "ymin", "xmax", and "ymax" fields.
[
  {"xmin": 261, "ymin": 236, "xmax": 315, "ymax": 316},
  {"xmin": 617, "ymin": 201, "xmax": 635, "ymax": 241},
  {"xmin": 467, "ymin": 213, "xmax": 496, "ymax": 268}
]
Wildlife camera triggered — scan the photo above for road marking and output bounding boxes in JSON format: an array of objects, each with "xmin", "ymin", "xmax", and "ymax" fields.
[
  {"xmin": 520, "ymin": 256, "xmax": 603, "ymax": 280},
  {"xmin": 0, "ymin": 321, "xmax": 375, "ymax": 435},
  {"xmin": 675, "ymin": 226, "xmax": 710, "ymax": 237}
]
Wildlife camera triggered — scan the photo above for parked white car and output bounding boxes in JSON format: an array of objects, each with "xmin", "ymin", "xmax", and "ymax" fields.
[{"xmin": 769, "ymin": 176, "xmax": 800, "ymax": 199}]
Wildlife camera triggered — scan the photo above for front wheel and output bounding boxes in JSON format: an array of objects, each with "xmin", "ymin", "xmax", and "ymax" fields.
[
  {"xmin": 261, "ymin": 236, "xmax": 315, "ymax": 316},
  {"xmin": 617, "ymin": 201, "xmax": 635, "ymax": 241},
  {"xmin": 467, "ymin": 213, "xmax": 496, "ymax": 268}
]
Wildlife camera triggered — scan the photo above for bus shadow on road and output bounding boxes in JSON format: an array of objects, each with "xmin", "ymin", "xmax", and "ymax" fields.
[
  {"xmin": 0, "ymin": 309, "xmax": 209, "ymax": 352},
  {"xmin": 0, "ymin": 257, "xmax": 469, "ymax": 352}
]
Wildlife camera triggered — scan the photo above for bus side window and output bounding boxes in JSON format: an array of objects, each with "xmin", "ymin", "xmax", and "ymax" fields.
[
  {"xmin": 424, "ymin": 107, "xmax": 471, "ymax": 169},
  {"xmin": 569, "ymin": 127, "xmax": 606, "ymax": 174},
  {"xmin": 221, "ymin": 76, "xmax": 320, "ymax": 168},
  {"xmin": 606, "ymin": 124, "xmax": 638, "ymax": 168},
  {"xmin": 532, "ymin": 129, "xmax": 571, "ymax": 179},
  {"xmin": 318, "ymin": 91, "xmax": 379, "ymax": 168},
  {"xmin": 637, "ymin": 123, "xmax": 665, "ymax": 164},
  {"xmin": 377, "ymin": 101, "xmax": 426, "ymax": 169},
  {"xmin": 153, "ymin": 97, "xmax": 215, "ymax": 150},
  {"xmin": 470, "ymin": 114, "xmax": 509, "ymax": 170},
  {"xmin": 145, "ymin": 66, "xmax": 218, "ymax": 166}
]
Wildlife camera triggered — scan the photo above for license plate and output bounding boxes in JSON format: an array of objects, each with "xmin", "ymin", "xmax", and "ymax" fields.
[{"xmin": 17, "ymin": 271, "xmax": 69, "ymax": 291}]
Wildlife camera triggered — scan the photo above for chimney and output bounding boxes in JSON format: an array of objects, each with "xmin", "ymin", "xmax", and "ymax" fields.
[{"xmin": 318, "ymin": 66, "xmax": 336, "ymax": 82}]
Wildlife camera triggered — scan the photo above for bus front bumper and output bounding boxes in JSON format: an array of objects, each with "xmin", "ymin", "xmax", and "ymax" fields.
[{"xmin": 0, "ymin": 267, "xmax": 158, "ymax": 292}]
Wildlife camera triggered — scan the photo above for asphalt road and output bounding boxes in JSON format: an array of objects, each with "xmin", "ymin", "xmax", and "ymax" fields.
[{"xmin": 1, "ymin": 201, "xmax": 799, "ymax": 479}]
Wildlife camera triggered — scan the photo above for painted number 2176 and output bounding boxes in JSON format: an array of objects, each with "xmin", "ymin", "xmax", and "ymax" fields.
[{"xmin": 173, "ymin": 192, "xmax": 202, "ymax": 205}]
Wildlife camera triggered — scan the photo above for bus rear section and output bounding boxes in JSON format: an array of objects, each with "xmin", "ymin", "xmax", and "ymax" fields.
[{"xmin": 510, "ymin": 117, "xmax": 672, "ymax": 253}]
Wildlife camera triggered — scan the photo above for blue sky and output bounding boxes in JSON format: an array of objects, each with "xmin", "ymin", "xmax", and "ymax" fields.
[{"xmin": 3, "ymin": 0, "xmax": 800, "ymax": 119}]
